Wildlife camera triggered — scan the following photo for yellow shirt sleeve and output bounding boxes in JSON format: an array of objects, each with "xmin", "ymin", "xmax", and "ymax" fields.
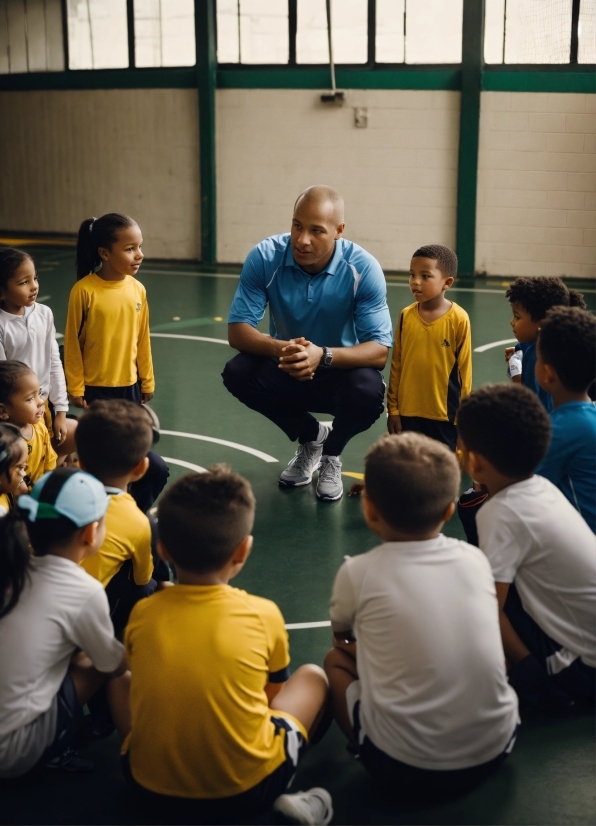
[
  {"xmin": 457, "ymin": 313, "xmax": 472, "ymax": 401},
  {"xmin": 136, "ymin": 292, "xmax": 155, "ymax": 394},
  {"xmin": 63, "ymin": 281, "xmax": 87, "ymax": 398},
  {"xmin": 263, "ymin": 600, "xmax": 290, "ymax": 678},
  {"xmin": 386, "ymin": 312, "xmax": 403, "ymax": 416},
  {"xmin": 131, "ymin": 513, "xmax": 154, "ymax": 586}
]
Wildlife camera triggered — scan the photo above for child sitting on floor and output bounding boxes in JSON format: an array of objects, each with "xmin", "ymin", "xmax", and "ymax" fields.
[
  {"xmin": 76, "ymin": 399, "xmax": 169, "ymax": 638},
  {"xmin": 458, "ymin": 383, "xmax": 596, "ymax": 709},
  {"xmin": 325, "ymin": 432, "xmax": 518, "ymax": 800},
  {"xmin": 0, "ymin": 468, "xmax": 129, "ymax": 776},
  {"xmin": 535, "ymin": 307, "xmax": 596, "ymax": 533},
  {"xmin": 122, "ymin": 466, "xmax": 332, "ymax": 825},
  {"xmin": 0, "ymin": 361, "xmax": 56, "ymax": 488},
  {"xmin": 0, "ymin": 423, "xmax": 28, "ymax": 515}
]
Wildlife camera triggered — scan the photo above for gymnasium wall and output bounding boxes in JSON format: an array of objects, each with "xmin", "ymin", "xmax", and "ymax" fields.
[
  {"xmin": 0, "ymin": 88, "xmax": 200, "ymax": 260},
  {"xmin": 216, "ymin": 88, "xmax": 460, "ymax": 271},
  {"xmin": 476, "ymin": 92, "xmax": 595, "ymax": 279}
]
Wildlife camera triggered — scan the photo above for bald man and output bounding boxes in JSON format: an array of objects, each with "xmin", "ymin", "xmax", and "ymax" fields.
[{"xmin": 222, "ymin": 186, "xmax": 393, "ymax": 501}]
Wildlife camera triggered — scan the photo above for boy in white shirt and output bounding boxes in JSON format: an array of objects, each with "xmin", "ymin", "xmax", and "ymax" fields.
[
  {"xmin": 457, "ymin": 383, "xmax": 596, "ymax": 709},
  {"xmin": 325, "ymin": 432, "xmax": 518, "ymax": 799}
]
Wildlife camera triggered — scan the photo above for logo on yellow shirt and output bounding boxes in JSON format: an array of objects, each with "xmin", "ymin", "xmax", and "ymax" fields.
[
  {"xmin": 441, "ymin": 339, "xmax": 450, "ymax": 347},
  {"xmin": 136, "ymin": 303, "xmax": 141, "ymax": 312}
]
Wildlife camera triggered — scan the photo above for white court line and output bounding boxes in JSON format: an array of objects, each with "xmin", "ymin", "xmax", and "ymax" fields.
[
  {"xmin": 142, "ymin": 268, "xmax": 240, "ymax": 280},
  {"xmin": 162, "ymin": 457, "xmax": 207, "ymax": 473},
  {"xmin": 151, "ymin": 333, "xmax": 228, "ymax": 345},
  {"xmin": 160, "ymin": 430, "xmax": 278, "ymax": 463},
  {"xmin": 474, "ymin": 338, "xmax": 517, "ymax": 353},
  {"xmin": 285, "ymin": 621, "xmax": 331, "ymax": 630}
]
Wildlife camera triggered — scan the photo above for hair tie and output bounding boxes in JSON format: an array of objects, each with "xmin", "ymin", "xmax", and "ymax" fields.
[
  {"xmin": 89, "ymin": 217, "xmax": 97, "ymax": 235},
  {"xmin": 0, "ymin": 449, "xmax": 8, "ymax": 464}
]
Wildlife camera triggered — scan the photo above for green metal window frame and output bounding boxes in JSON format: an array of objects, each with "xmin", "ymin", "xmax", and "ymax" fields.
[{"xmin": 0, "ymin": 1, "xmax": 594, "ymax": 269}]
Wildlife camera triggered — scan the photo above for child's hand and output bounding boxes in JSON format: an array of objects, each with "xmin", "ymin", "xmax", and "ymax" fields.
[
  {"xmin": 141, "ymin": 392, "xmax": 154, "ymax": 404},
  {"xmin": 504, "ymin": 347, "xmax": 516, "ymax": 363},
  {"xmin": 387, "ymin": 414, "xmax": 402, "ymax": 435},
  {"xmin": 52, "ymin": 411, "xmax": 67, "ymax": 445},
  {"xmin": 348, "ymin": 482, "xmax": 364, "ymax": 497},
  {"xmin": 70, "ymin": 396, "xmax": 87, "ymax": 409}
]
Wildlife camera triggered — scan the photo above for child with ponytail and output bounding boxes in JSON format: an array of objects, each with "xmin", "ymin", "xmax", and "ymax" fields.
[
  {"xmin": 64, "ymin": 213, "xmax": 168, "ymax": 511},
  {"xmin": 0, "ymin": 248, "xmax": 75, "ymax": 457},
  {"xmin": 0, "ymin": 423, "xmax": 27, "ymax": 515},
  {"xmin": 0, "ymin": 467, "xmax": 129, "ymax": 776}
]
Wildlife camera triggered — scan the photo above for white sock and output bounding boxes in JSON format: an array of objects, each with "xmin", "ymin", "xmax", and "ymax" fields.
[
  {"xmin": 322, "ymin": 454, "xmax": 341, "ymax": 462},
  {"xmin": 316, "ymin": 423, "xmax": 327, "ymax": 443}
]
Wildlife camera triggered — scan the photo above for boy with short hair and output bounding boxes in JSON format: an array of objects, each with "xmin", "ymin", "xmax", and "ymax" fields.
[
  {"xmin": 75, "ymin": 400, "xmax": 166, "ymax": 636},
  {"xmin": 535, "ymin": 307, "xmax": 596, "ymax": 533},
  {"xmin": 505, "ymin": 277, "xmax": 586, "ymax": 411},
  {"xmin": 458, "ymin": 384, "xmax": 596, "ymax": 708},
  {"xmin": 325, "ymin": 433, "xmax": 518, "ymax": 799},
  {"xmin": 122, "ymin": 466, "xmax": 332, "ymax": 825},
  {"xmin": 386, "ymin": 244, "xmax": 471, "ymax": 451}
]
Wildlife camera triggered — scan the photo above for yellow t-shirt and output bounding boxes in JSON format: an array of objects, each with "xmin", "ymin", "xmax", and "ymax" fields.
[
  {"xmin": 386, "ymin": 301, "xmax": 472, "ymax": 422},
  {"xmin": 0, "ymin": 492, "xmax": 11, "ymax": 514},
  {"xmin": 25, "ymin": 420, "xmax": 57, "ymax": 487},
  {"xmin": 63, "ymin": 273, "xmax": 154, "ymax": 397},
  {"xmin": 81, "ymin": 490, "xmax": 153, "ymax": 587},
  {"xmin": 123, "ymin": 585, "xmax": 300, "ymax": 799}
]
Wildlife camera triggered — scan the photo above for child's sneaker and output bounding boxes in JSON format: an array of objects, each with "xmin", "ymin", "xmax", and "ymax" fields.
[
  {"xmin": 46, "ymin": 747, "xmax": 94, "ymax": 772},
  {"xmin": 273, "ymin": 787, "xmax": 333, "ymax": 824}
]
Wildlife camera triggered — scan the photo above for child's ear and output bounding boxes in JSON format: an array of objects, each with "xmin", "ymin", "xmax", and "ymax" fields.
[
  {"xmin": 442, "ymin": 501, "xmax": 456, "ymax": 523},
  {"xmin": 97, "ymin": 246, "xmax": 110, "ymax": 262},
  {"xmin": 232, "ymin": 535, "xmax": 253, "ymax": 566},
  {"xmin": 361, "ymin": 490, "xmax": 380, "ymax": 524},
  {"xmin": 157, "ymin": 539, "xmax": 173, "ymax": 563},
  {"xmin": 130, "ymin": 456, "xmax": 149, "ymax": 482},
  {"xmin": 443, "ymin": 276, "xmax": 454, "ymax": 290},
  {"xmin": 80, "ymin": 520, "xmax": 99, "ymax": 549},
  {"xmin": 536, "ymin": 360, "xmax": 557, "ymax": 389}
]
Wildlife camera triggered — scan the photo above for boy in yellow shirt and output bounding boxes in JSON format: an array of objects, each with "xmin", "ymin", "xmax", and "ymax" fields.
[
  {"xmin": 76, "ymin": 400, "xmax": 169, "ymax": 638},
  {"xmin": 387, "ymin": 245, "xmax": 472, "ymax": 451},
  {"xmin": 0, "ymin": 361, "xmax": 56, "ymax": 487},
  {"xmin": 122, "ymin": 466, "xmax": 332, "ymax": 825}
]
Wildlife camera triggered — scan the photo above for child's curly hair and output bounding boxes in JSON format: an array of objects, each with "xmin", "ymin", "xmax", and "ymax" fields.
[{"xmin": 505, "ymin": 277, "xmax": 586, "ymax": 322}]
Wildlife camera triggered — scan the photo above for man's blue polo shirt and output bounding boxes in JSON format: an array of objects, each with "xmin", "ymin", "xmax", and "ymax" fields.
[
  {"xmin": 536, "ymin": 401, "xmax": 596, "ymax": 533},
  {"xmin": 228, "ymin": 234, "xmax": 393, "ymax": 349}
]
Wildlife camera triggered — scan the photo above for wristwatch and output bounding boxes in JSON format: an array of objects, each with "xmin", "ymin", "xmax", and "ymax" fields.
[{"xmin": 321, "ymin": 346, "xmax": 333, "ymax": 367}]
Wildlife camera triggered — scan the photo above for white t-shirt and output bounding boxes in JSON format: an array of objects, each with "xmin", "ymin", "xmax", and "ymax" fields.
[
  {"xmin": 330, "ymin": 535, "xmax": 519, "ymax": 770},
  {"xmin": 477, "ymin": 475, "xmax": 596, "ymax": 668},
  {"xmin": 0, "ymin": 554, "xmax": 123, "ymax": 775},
  {"xmin": 0, "ymin": 303, "xmax": 68, "ymax": 411}
]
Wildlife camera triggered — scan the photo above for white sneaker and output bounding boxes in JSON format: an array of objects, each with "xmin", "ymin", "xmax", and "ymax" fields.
[
  {"xmin": 279, "ymin": 425, "xmax": 330, "ymax": 487},
  {"xmin": 273, "ymin": 787, "xmax": 333, "ymax": 824},
  {"xmin": 316, "ymin": 456, "xmax": 343, "ymax": 501}
]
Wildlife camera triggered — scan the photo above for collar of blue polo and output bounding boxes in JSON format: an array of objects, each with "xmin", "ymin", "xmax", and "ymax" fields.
[{"xmin": 284, "ymin": 238, "xmax": 342, "ymax": 276}]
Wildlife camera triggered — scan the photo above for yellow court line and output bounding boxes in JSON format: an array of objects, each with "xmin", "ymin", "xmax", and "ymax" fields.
[
  {"xmin": 342, "ymin": 471, "xmax": 364, "ymax": 480},
  {"xmin": 0, "ymin": 237, "xmax": 75, "ymax": 247}
]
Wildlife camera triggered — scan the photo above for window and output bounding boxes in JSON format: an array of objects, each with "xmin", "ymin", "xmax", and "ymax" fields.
[
  {"xmin": 216, "ymin": 0, "xmax": 288, "ymax": 64},
  {"xmin": 0, "ymin": 0, "xmax": 64, "ymax": 73},
  {"xmin": 134, "ymin": 0, "xmax": 195, "ymax": 68},
  {"xmin": 375, "ymin": 0, "xmax": 463, "ymax": 64},
  {"xmin": 296, "ymin": 0, "xmax": 368, "ymax": 64},
  {"xmin": 579, "ymin": 0, "xmax": 596, "ymax": 62},
  {"xmin": 375, "ymin": 0, "xmax": 404, "ymax": 64},
  {"xmin": 67, "ymin": 0, "xmax": 129, "ymax": 69}
]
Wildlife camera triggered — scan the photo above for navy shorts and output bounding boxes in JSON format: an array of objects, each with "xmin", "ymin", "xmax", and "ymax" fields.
[
  {"xmin": 352, "ymin": 700, "xmax": 517, "ymax": 801},
  {"xmin": 39, "ymin": 673, "xmax": 83, "ymax": 764},
  {"xmin": 122, "ymin": 714, "xmax": 307, "ymax": 822},
  {"xmin": 399, "ymin": 416, "xmax": 458, "ymax": 452}
]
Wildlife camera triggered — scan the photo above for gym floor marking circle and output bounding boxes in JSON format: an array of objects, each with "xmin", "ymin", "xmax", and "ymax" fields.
[
  {"xmin": 474, "ymin": 338, "xmax": 517, "ymax": 353},
  {"xmin": 161, "ymin": 457, "xmax": 207, "ymax": 474},
  {"xmin": 151, "ymin": 333, "xmax": 228, "ymax": 345},
  {"xmin": 285, "ymin": 621, "xmax": 331, "ymax": 630},
  {"xmin": 160, "ymin": 429, "xmax": 278, "ymax": 463}
]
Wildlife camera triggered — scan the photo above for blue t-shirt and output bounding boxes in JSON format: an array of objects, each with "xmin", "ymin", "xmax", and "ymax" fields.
[
  {"xmin": 228, "ymin": 234, "xmax": 393, "ymax": 349},
  {"xmin": 516, "ymin": 342, "xmax": 553, "ymax": 412},
  {"xmin": 536, "ymin": 401, "xmax": 596, "ymax": 532}
]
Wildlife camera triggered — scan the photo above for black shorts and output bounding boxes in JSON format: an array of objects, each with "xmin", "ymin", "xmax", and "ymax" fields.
[
  {"xmin": 399, "ymin": 416, "xmax": 458, "ymax": 452},
  {"xmin": 84, "ymin": 383, "xmax": 142, "ymax": 405},
  {"xmin": 39, "ymin": 673, "xmax": 84, "ymax": 764},
  {"xmin": 352, "ymin": 701, "xmax": 518, "ymax": 801},
  {"xmin": 122, "ymin": 714, "xmax": 307, "ymax": 823}
]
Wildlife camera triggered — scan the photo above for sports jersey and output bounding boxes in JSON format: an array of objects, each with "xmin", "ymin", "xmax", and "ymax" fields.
[
  {"xmin": 25, "ymin": 420, "xmax": 56, "ymax": 487},
  {"xmin": 123, "ymin": 585, "xmax": 299, "ymax": 799},
  {"xmin": 387, "ymin": 301, "xmax": 472, "ymax": 422},
  {"xmin": 0, "ymin": 303, "xmax": 68, "ymax": 412},
  {"xmin": 228, "ymin": 234, "xmax": 393, "ymax": 348},
  {"xmin": 63, "ymin": 273, "xmax": 154, "ymax": 398},
  {"xmin": 515, "ymin": 342, "xmax": 553, "ymax": 412},
  {"xmin": 81, "ymin": 489, "xmax": 153, "ymax": 587},
  {"xmin": 536, "ymin": 401, "xmax": 596, "ymax": 532}
]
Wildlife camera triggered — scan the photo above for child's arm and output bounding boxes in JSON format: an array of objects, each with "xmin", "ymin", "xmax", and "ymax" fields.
[
  {"xmin": 136, "ymin": 295, "xmax": 155, "ymax": 403},
  {"xmin": 63, "ymin": 285, "xmax": 87, "ymax": 407},
  {"xmin": 43, "ymin": 426, "xmax": 57, "ymax": 473},
  {"xmin": 386, "ymin": 313, "xmax": 403, "ymax": 434},
  {"xmin": 457, "ymin": 313, "xmax": 472, "ymax": 401},
  {"xmin": 47, "ymin": 321, "xmax": 70, "ymax": 443},
  {"xmin": 131, "ymin": 516, "xmax": 154, "ymax": 586},
  {"xmin": 495, "ymin": 582, "xmax": 530, "ymax": 665}
]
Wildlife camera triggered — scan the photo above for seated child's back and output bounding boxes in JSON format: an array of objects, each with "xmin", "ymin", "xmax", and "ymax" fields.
[{"xmin": 327, "ymin": 433, "xmax": 518, "ymax": 790}]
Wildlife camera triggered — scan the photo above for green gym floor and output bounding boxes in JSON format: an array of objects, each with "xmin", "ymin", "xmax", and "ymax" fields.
[{"xmin": 1, "ymin": 243, "xmax": 594, "ymax": 826}]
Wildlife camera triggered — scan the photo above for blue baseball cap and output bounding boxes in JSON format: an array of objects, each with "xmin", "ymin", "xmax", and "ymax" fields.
[{"xmin": 18, "ymin": 467, "xmax": 109, "ymax": 526}]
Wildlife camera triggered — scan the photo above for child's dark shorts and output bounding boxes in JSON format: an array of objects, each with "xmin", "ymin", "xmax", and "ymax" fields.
[{"xmin": 122, "ymin": 714, "xmax": 307, "ymax": 823}]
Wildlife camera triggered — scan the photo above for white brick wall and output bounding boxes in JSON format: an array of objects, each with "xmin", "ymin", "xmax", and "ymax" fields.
[
  {"xmin": 0, "ymin": 89, "xmax": 200, "ymax": 259},
  {"xmin": 476, "ymin": 92, "xmax": 595, "ymax": 279},
  {"xmin": 216, "ymin": 89, "xmax": 460, "ymax": 269}
]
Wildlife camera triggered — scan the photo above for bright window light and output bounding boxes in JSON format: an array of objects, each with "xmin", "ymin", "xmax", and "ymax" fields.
[
  {"xmin": 67, "ymin": 0, "xmax": 129, "ymax": 69},
  {"xmin": 405, "ymin": 0, "xmax": 462, "ymax": 64},
  {"xmin": 0, "ymin": 0, "xmax": 64, "ymax": 73},
  {"xmin": 578, "ymin": 0, "xmax": 596, "ymax": 63},
  {"xmin": 484, "ymin": 0, "xmax": 505, "ymax": 63},
  {"xmin": 297, "ymin": 0, "xmax": 367, "ymax": 64},
  {"xmin": 376, "ymin": 0, "xmax": 405, "ymax": 63},
  {"xmin": 239, "ymin": 0, "xmax": 288, "ymax": 64},
  {"xmin": 134, "ymin": 0, "xmax": 196, "ymax": 68},
  {"xmin": 503, "ymin": 0, "xmax": 572, "ymax": 63}
]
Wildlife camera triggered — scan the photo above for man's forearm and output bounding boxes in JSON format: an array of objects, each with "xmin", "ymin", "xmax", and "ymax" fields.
[
  {"xmin": 228, "ymin": 323, "xmax": 289, "ymax": 358},
  {"xmin": 327, "ymin": 342, "xmax": 388, "ymax": 370}
]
